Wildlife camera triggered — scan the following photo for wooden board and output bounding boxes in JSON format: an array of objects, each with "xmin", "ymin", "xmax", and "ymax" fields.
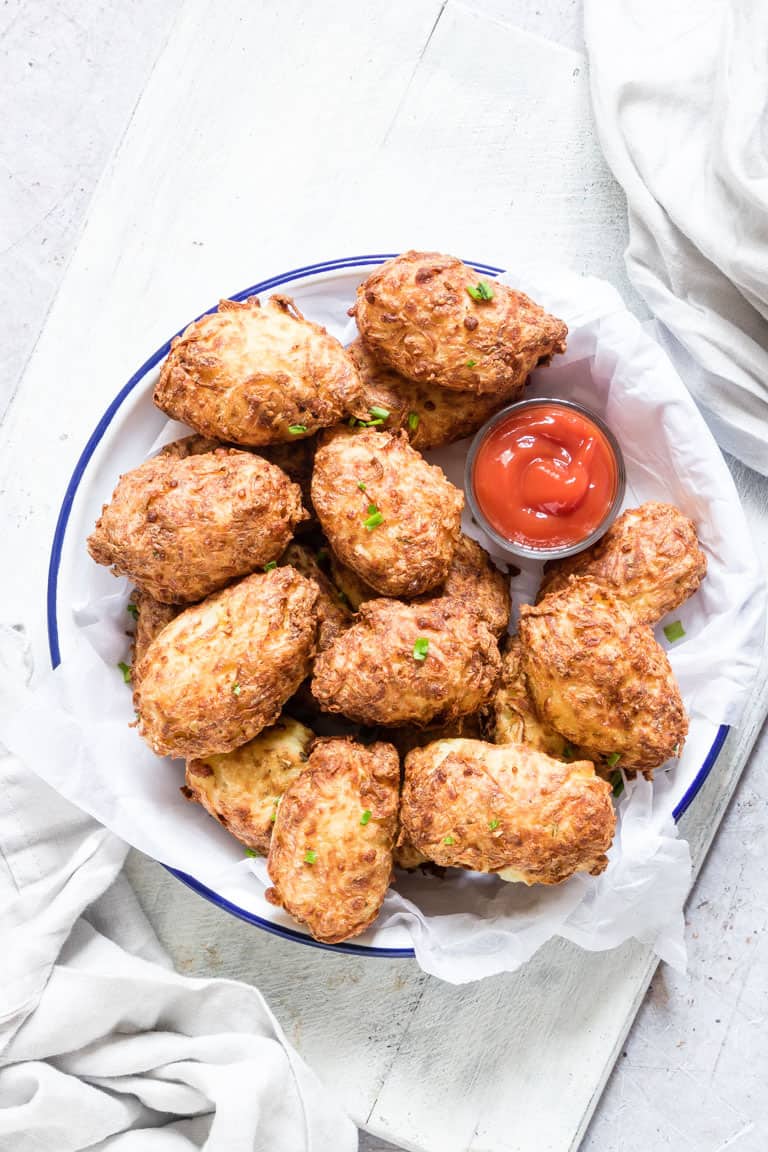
[{"xmin": 2, "ymin": 2, "xmax": 767, "ymax": 1149}]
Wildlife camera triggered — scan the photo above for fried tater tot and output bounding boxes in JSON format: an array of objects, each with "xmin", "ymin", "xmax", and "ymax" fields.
[
  {"xmin": 311, "ymin": 597, "xmax": 501, "ymax": 728},
  {"xmin": 134, "ymin": 568, "xmax": 319, "ymax": 759},
  {"xmin": 489, "ymin": 635, "xmax": 570, "ymax": 758},
  {"xmin": 265, "ymin": 738, "xmax": 399, "ymax": 943},
  {"xmin": 88, "ymin": 448, "xmax": 307, "ymax": 604},
  {"xmin": 400, "ymin": 738, "xmax": 615, "ymax": 882},
  {"xmin": 519, "ymin": 577, "xmax": 688, "ymax": 774},
  {"xmin": 353, "ymin": 251, "xmax": 567, "ymax": 396},
  {"xmin": 154, "ymin": 295, "xmax": 367, "ymax": 445},
  {"xmin": 537, "ymin": 502, "xmax": 707, "ymax": 625},
  {"xmin": 347, "ymin": 338, "xmax": 517, "ymax": 449},
  {"xmin": 312, "ymin": 426, "xmax": 463, "ymax": 597},
  {"xmin": 183, "ymin": 715, "xmax": 314, "ymax": 855}
]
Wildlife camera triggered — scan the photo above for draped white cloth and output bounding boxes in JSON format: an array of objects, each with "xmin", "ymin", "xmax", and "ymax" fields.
[
  {"xmin": 0, "ymin": 629, "xmax": 356, "ymax": 1151},
  {"xmin": 585, "ymin": 0, "xmax": 768, "ymax": 475}
]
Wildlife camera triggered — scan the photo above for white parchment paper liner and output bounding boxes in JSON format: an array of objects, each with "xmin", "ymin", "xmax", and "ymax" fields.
[{"xmin": 1, "ymin": 264, "xmax": 764, "ymax": 983}]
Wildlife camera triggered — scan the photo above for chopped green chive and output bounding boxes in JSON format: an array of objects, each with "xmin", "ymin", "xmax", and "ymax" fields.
[
  {"xmin": 263, "ymin": 561, "xmax": 277, "ymax": 571},
  {"xmin": 363, "ymin": 510, "xmax": 384, "ymax": 530},
  {"xmin": 412, "ymin": 637, "xmax": 429, "ymax": 661},
  {"xmin": 348, "ymin": 417, "xmax": 359, "ymax": 427},
  {"xmin": 245, "ymin": 847, "xmax": 258, "ymax": 857},
  {"xmin": 369, "ymin": 406, "xmax": 390, "ymax": 420},
  {"xmin": 606, "ymin": 752, "xmax": 621, "ymax": 768},
  {"xmin": 488, "ymin": 818, "xmax": 500, "ymax": 831},
  {"xmin": 408, "ymin": 411, "xmax": 419, "ymax": 432},
  {"xmin": 443, "ymin": 835, "xmax": 455, "ymax": 846},
  {"xmin": 673, "ymin": 743, "xmax": 681, "ymax": 758},
  {"xmin": 357, "ymin": 481, "xmax": 367, "ymax": 492},
  {"xmin": 367, "ymin": 503, "xmax": 377, "ymax": 514},
  {"xmin": 360, "ymin": 810, "xmax": 372, "ymax": 825},
  {"xmin": 117, "ymin": 661, "xmax": 132, "ymax": 683},
  {"xmin": 232, "ymin": 683, "xmax": 242, "ymax": 696},
  {"xmin": 304, "ymin": 849, "xmax": 317, "ymax": 864},
  {"xmin": 287, "ymin": 424, "xmax": 307, "ymax": 435},
  {"xmin": 466, "ymin": 359, "xmax": 477, "ymax": 368},
  {"xmin": 663, "ymin": 620, "xmax": 686, "ymax": 643},
  {"xmin": 364, "ymin": 418, "xmax": 384, "ymax": 427},
  {"xmin": 611, "ymin": 772, "xmax": 624, "ymax": 798},
  {"xmin": 466, "ymin": 280, "xmax": 494, "ymax": 302},
  {"xmin": 126, "ymin": 603, "xmax": 139, "ymax": 621}
]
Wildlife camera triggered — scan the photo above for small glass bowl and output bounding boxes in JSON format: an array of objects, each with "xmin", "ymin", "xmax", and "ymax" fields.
[{"xmin": 465, "ymin": 397, "xmax": 626, "ymax": 562}]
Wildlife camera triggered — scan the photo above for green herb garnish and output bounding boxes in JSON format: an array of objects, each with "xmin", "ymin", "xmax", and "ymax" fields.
[
  {"xmin": 357, "ymin": 481, "xmax": 367, "ymax": 492},
  {"xmin": 360, "ymin": 810, "xmax": 372, "ymax": 825},
  {"xmin": 611, "ymin": 772, "xmax": 624, "ymax": 798},
  {"xmin": 606, "ymin": 752, "xmax": 621, "ymax": 768},
  {"xmin": 364, "ymin": 418, "xmax": 384, "ymax": 427},
  {"xmin": 663, "ymin": 620, "xmax": 686, "ymax": 643},
  {"xmin": 117, "ymin": 661, "xmax": 132, "ymax": 683},
  {"xmin": 126, "ymin": 603, "xmax": 139, "ymax": 621},
  {"xmin": 466, "ymin": 281, "xmax": 494, "ymax": 302},
  {"xmin": 304, "ymin": 849, "xmax": 317, "ymax": 864},
  {"xmin": 488, "ymin": 818, "xmax": 500, "ymax": 831},
  {"xmin": 245, "ymin": 847, "xmax": 258, "ymax": 857},
  {"xmin": 412, "ymin": 637, "xmax": 429, "ymax": 661},
  {"xmin": 562, "ymin": 743, "xmax": 575, "ymax": 760},
  {"xmin": 408, "ymin": 412, "xmax": 419, "ymax": 432},
  {"xmin": 263, "ymin": 561, "xmax": 277, "ymax": 571},
  {"xmin": 232, "ymin": 683, "xmax": 242, "ymax": 696},
  {"xmin": 363, "ymin": 504, "xmax": 384, "ymax": 529},
  {"xmin": 369, "ymin": 406, "xmax": 390, "ymax": 420},
  {"xmin": 466, "ymin": 359, "xmax": 477, "ymax": 368},
  {"xmin": 288, "ymin": 424, "xmax": 307, "ymax": 435},
  {"xmin": 443, "ymin": 835, "xmax": 455, "ymax": 846}
]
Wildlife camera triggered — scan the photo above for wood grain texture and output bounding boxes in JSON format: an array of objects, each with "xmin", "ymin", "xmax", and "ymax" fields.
[{"xmin": 2, "ymin": 2, "xmax": 767, "ymax": 1150}]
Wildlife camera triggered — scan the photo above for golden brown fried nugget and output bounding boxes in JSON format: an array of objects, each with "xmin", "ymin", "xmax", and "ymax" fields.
[
  {"xmin": 279, "ymin": 542, "xmax": 351, "ymax": 650},
  {"xmin": 312, "ymin": 426, "xmax": 463, "ymax": 597},
  {"xmin": 88, "ymin": 448, "xmax": 307, "ymax": 604},
  {"xmin": 400, "ymin": 738, "xmax": 615, "ymax": 882},
  {"xmin": 537, "ymin": 502, "xmax": 707, "ymax": 626},
  {"xmin": 353, "ymin": 251, "xmax": 567, "ymax": 397},
  {"xmin": 431, "ymin": 533, "xmax": 510, "ymax": 636},
  {"xmin": 184, "ymin": 715, "xmax": 314, "ymax": 854},
  {"xmin": 154, "ymin": 295, "xmax": 366, "ymax": 446},
  {"xmin": 312, "ymin": 598, "xmax": 501, "ymax": 728},
  {"xmin": 265, "ymin": 738, "xmax": 399, "ymax": 943},
  {"xmin": 489, "ymin": 635, "xmax": 570, "ymax": 757},
  {"xmin": 519, "ymin": 577, "xmax": 687, "ymax": 774},
  {"xmin": 134, "ymin": 568, "xmax": 319, "ymax": 759},
  {"xmin": 130, "ymin": 589, "xmax": 180, "ymax": 689},
  {"xmin": 347, "ymin": 338, "xmax": 515, "ymax": 449}
]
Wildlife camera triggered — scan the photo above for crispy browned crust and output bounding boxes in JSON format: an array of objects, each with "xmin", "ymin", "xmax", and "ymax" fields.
[
  {"xmin": 311, "ymin": 426, "xmax": 464, "ymax": 597},
  {"xmin": 388, "ymin": 712, "xmax": 485, "ymax": 760},
  {"xmin": 279, "ymin": 542, "xmax": 351, "ymax": 651},
  {"xmin": 428, "ymin": 533, "xmax": 510, "ymax": 637},
  {"xmin": 519, "ymin": 577, "xmax": 688, "ymax": 773},
  {"xmin": 311, "ymin": 598, "xmax": 501, "ymax": 728},
  {"xmin": 327, "ymin": 550, "xmax": 377, "ymax": 610},
  {"xmin": 393, "ymin": 837, "xmax": 431, "ymax": 870},
  {"xmin": 347, "ymin": 338, "xmax": 521, "ymax": 449},
  {"xmin": 154, "ymin": 294, "xmax": 367, "ymax": 446},
  {"xmin": 184, "ymin": 715, "xmax": 314, "ymax": 854},
  {"xmin": 88, "ymin": 448, "xmax": 307, "ymax": 604},
  {"xmin": 400, "ymin": 738, "xmax": 615, "ymax": 882},
  {"xmin": 254, "ymin": 437, "xmax": 317, "ymax": 526},
  {"xmin": 489, "ymin": 635, "xmax": 570, "ymax": 757},
  {"xmin": 352, "ymin": 251, "xmax": 567, "ymax": 397},
  {"xmin": 537, "ymin": 502, "xmax": 707, "ymax": 626},
  {"xmin": 265, "ymin": 738, "xmax": 399, "ymax": 943},
  {"xmin": 157, "ymin": 433, "xmax": 223, "ymax": 458},
  {"xmin": 134, "ymin": 568, "xmax": 319, "ymax": 759},
  {"xmin": 130, "ymin": 588, "xmax": 180, "ymax": 689}
]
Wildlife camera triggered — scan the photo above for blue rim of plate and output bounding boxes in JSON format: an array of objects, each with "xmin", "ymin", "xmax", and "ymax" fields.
[{"xmin": 46, "ymin": 253, "xmax": 730, "ymax": 958}]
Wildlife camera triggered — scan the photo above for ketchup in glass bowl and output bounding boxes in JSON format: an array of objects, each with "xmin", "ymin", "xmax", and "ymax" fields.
[{"xmin": 466, "ymin": 399, "xmax": 625, "ymax": 560}]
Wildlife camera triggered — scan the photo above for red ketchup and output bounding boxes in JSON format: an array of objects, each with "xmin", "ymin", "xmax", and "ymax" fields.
[{"xmin": 472, "ymin": 405, "xmax": 619, "ymax": 550}]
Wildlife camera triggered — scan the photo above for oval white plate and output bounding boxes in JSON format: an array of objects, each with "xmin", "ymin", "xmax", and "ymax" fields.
[{"xmin": 47, "ymin": 255, "xmax": 729, "ymax": 957}]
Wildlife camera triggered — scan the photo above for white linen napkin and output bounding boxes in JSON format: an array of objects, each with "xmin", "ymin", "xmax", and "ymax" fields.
[
  {"xmin": 584, "ymin": 0, "xmax": 768, "ymax": 476},
  {"xmin": 0, "ymin": 626, "xmax": 356, "ymax": 1151}
]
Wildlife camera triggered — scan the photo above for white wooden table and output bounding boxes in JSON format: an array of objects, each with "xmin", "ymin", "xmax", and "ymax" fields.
[{"xmin": 3, "ymin": 3, "xmax": 767, "ymax": 1150}]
